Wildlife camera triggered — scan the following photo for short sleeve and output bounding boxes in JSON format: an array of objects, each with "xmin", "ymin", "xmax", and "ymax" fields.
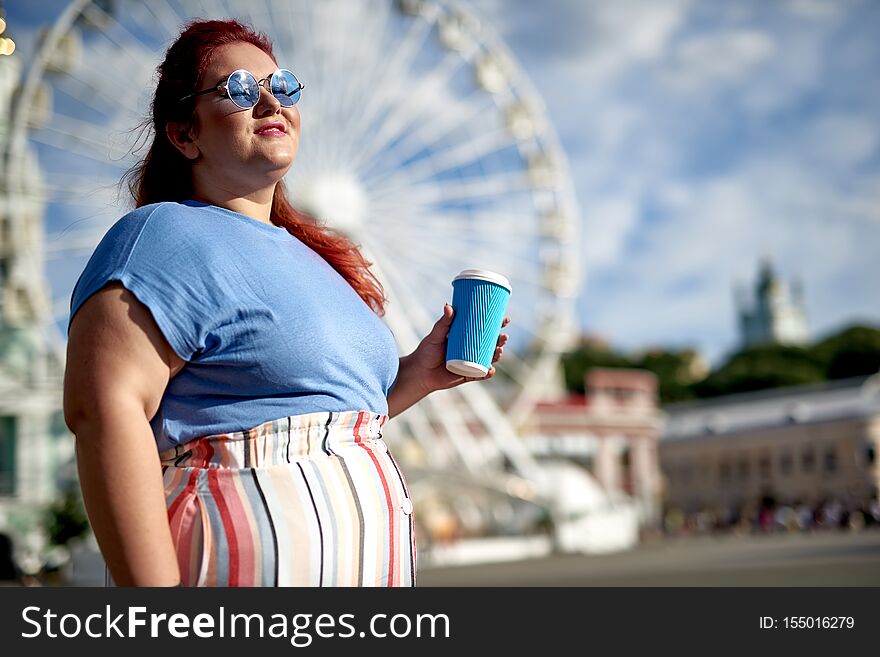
[
  {"xmin": 68, "ymin": 203, "xmax": 212, "ymax": 361},
  {"xmin": 388, "ymin": 370, "xmax": 400, "ymax": 395}
]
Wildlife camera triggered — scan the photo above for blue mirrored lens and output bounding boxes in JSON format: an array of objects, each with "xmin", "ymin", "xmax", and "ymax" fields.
[
  {"xmin": 227, "ymin": 70, "xmax": 259, "ymax": 109},
  {"xmin": 271, "ymin": 69, "xmax": 302, "ymax": 106}
]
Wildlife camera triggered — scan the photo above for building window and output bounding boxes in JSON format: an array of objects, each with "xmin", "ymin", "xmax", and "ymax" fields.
[
  {"xmin": 680, "ymin": 460, "xmax": 693, "ymax": 484},
  {"xmin": 779, "ymin": 451, "xmax": 793, "ymax": 476},
  {"xmin": 737, "ymin": 458, "xmax": 750, "ymax": 482},
  {"xmin": 719, "ymin": 461, "xmax": 732, "ymax": 484},
  {"xmin": 0, "ymin": 416, "xmax": 16, "ymax": 497},
  {"xmin": 823, "ymin": 447, "xmax": 837, "ymax": 474},
  {"xmin": 867, "ymin": 442, "xmax": 877, "ymax": 467},
  {"xmin": 802, "ymin": 447, "xmax": 815, "ymax": 473},
  {"xmin": 759, "ymin": 453, "xmax": 772, "ymax": 480}
]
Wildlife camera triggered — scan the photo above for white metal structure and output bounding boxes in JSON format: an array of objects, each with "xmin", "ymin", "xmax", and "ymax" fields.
[{"xmin": 4, "ymin": 0, "xmax": 582, "ymax": 505}]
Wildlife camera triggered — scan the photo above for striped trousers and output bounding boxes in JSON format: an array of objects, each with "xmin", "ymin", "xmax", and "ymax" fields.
[{"xmin": 158, "ymin": 410, "xmax": 416, "ymax": 587}]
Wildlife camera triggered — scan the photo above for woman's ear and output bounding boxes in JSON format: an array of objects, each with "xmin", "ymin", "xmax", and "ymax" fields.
[{"xmin": 165, "ymin": 121, "xmax": 200, "ymax": 160}]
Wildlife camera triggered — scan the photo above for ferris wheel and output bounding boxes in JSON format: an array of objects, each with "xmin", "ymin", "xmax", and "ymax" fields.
[{"xmin": 5, "ymin": 0, "xmax": 581, "ymax": 496}]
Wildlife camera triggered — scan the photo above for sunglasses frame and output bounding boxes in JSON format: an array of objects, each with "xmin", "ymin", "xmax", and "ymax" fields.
[{"xmin": 180, "ymin": 68, "xmax": 304, "ymax": 109}]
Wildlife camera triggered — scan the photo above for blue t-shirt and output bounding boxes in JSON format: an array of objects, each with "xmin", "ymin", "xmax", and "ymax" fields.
[{"xmin": 68, "ymin": 201, "xmax": 400, "ymax": 452}]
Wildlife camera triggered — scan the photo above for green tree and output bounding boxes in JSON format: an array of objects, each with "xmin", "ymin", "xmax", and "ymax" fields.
[
  {"xmin": 633, "ymin": 350, "xmax": 701, "ymax": 404},
  {"xmin": 560, "ymin": 344, "xmax": 632, "ymax": 394},
  {"xmin": 45, "ymin": 491, "xmax": 90, "ymax": 547},
  {"xmin": 558, "ymin": 323, "xmax": 880, "ymax": 403},
  {"xmin": 810, "ymin": 325, "xmax": 880, "ymax": 380},
  {"xmin": 691, "ymin": 344, "xmax": 826, "ymax": 398}
]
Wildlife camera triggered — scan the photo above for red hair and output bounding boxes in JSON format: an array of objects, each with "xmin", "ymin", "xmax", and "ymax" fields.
[{"xmin": 124, "ymin": 19, "xmax": 387, "ymax": 315}]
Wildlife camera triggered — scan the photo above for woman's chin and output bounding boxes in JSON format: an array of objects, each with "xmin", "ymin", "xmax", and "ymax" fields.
[{"xmin": 258, "ymin": 151, "xmax": 296, "ymax": 176}]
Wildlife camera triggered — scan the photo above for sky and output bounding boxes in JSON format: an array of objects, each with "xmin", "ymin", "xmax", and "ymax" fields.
[{"xmin": 4, "ymin": 0, "xmax": 880, "ymax": 366}]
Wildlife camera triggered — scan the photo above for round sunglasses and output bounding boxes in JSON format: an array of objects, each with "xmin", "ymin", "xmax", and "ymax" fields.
[{"xmin": 181, "ymin": 68, "xmax": 304, "ymax": 110}]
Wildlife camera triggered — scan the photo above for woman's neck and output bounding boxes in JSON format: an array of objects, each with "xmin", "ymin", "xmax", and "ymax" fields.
[{"xmin": 190, "ymin": 176, "xmax": 276, "ymax": 225}]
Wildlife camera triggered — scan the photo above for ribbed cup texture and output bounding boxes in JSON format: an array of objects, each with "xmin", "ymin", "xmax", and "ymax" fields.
[{"xmin": 446, "ymin": 278, "xmax": 511, "ymax": 370}]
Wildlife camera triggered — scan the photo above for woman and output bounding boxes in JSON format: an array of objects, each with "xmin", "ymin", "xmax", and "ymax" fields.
[{"xmin": 62, "ymin": 19, "xmax": 509, "ymax": 587}]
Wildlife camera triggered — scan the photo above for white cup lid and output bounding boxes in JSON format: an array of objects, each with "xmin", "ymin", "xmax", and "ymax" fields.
[{"xmin": 452, "ymin": 269, "xmax": 511, "ymax": 292}]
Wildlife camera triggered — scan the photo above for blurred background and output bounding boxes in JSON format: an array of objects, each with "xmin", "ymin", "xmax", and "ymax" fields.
[{"xmin": 0, "ymin": 0, "xmax": 878, "ymax": 586}]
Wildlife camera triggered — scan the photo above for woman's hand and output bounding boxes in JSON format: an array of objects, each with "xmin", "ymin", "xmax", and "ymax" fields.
[{"xmin": 409, "ymin": 303, "xmax": 510, "ymax": 395}]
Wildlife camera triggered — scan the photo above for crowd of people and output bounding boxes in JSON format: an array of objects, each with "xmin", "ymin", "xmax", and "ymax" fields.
[{"xmin": 662, "ymin": 497, "xmax": 880, "ymax": 536}]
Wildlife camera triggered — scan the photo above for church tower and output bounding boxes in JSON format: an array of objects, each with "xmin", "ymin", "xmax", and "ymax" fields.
[{"xmin": 736, "ymin": 258, "xmax": 809, "ymax": 348}]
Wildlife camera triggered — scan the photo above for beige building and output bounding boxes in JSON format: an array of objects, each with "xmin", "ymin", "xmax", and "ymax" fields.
[
  {"xmin": 659, "ymin": 375, "xmax": 880, "ymax": 516},
  {"xmin": 522, "ymin": 368, "xmax": 664, "ymax": 528},
  {"xmin": 1, "ymin": 44, "xmax": 71, "ymax": 560}
]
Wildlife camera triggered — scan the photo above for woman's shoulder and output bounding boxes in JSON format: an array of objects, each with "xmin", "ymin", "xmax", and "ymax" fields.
[
  {"xmin": 112, "ymin": 200, "xmax": 198, "ymax": 233},
  {"xmin": 105, "ymin": 201, "xmax": 222, "ymax": 252}
]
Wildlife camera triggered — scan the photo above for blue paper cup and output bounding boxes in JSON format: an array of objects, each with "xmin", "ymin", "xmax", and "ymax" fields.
[{"xmin": 446, "ymin": 269, "xmax": 512, "ymax": 378}]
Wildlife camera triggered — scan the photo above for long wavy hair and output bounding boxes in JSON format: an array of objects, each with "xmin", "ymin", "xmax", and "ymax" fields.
[{"xmin": 124, "ymin": 19, "xmax": 387, "ymax": 316}]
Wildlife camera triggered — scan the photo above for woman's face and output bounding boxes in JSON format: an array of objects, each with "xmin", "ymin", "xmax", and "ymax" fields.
[{"xmin": 186, "ymin": 41, "xmax": 301, "ymax": 191}]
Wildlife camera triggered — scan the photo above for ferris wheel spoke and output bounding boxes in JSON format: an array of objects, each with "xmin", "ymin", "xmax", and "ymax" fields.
[
  {"xmin": 30, "ymin": 131, "xmax": 130, "ymax": 168},
  {"xmin": 368, "ymin": 127, "xmax": 516, "ymax": 196},
  {"xmin": 372, "ymin": 226, "xmax": 552, "ymax": 316},
  {"xmin": 189, "ymin": 0, "xmax": 229, "ymax": 20},
  {"xmin": 351, "ymin": 42, "xmax": 479, "ymax": 172},
  {"xmin": 311, "ymin": 3, "xmax": 366, "ymax": 173},
  {"xmin": 373, "ymin": 242, "xmax": 456, "ymax": 292},
  {"xmin": 296, "ymin": 5, "xmax": 329, "ymax": 174},
  {"xmin": 359, "ymin": 93, "xmax": 500, "ymax": 190},
  {"xmin": 259, "ymin": 0, "xmax": 297, "ymax": 82},
  {"xmin": 53, "ymin": 67, "xmax": 142, "ymax": 119},
  {"xmin": 346, "ymin": 2, "xmax": 441, "ymax": 153},
  {"xmin": 40, "ymin": 113, "xmax": 138, "ymax": 157},
  {"xmin": 369, "ymin": 206, "xmax": 538, "ymax": 243},
  {"xmin": 81, "ymin": 2, "xmax": 162, "ymax": 73},
  {"xmin": 360, "ymin": 236, "xmax": 436, "ymax": 336},
  {"xmin": 43, "ymin": 183, "xmax": 117, "ymax": 205},
  {"xmin": 300, "ymin": 5, "xmax": 334, "ymax": 172},
  {"xmin": 317, "ymin": 1, "xmax": 360, "ymax": 112},
  {"xmin": 373, "ymin": 219, "xmax": 542, "ymax": 249},
  {"xmin": 381, "ymin": 229, "xmax": 543, "ymax": 287},
  {"xmin": 332, "ymin": 3, "xmax": 393, "ymax": 154},
  {"xmin": 43, "ymin": 231, "xmax": 103, "ymax": 257},
  {"xmin": 132, "ymin": 0, "xmax": 185, "ymax": 39},
  {"xmin": 383, "ymin": 256, "xmax": 460, "ymax": 308},
  {"xmin": 74, "ymin": 44, "xmax": 153, "ymax": 98},
  {"xmin": 372, "ymin": 170, "xmax": 532, "ymax": 208},
  {"xmin": 41, "ymin": 170, "xmax": 121, "ymax": 192},
  {"xmin": 38, "ymin": 194, "xmax": 115, "ymax": 210},
  {"xmin": 32, "ymin": 123, "xmax": 133, "ymax": 164}
]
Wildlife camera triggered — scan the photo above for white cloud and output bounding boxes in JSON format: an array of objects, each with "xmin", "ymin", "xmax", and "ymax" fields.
[
  {"xmin": 581, "ymin": 196, "xmax": 639, "ymax": 269},
  {"xmin": 796, "ymin": 113, "xmax": 880, "ymax": 169},
  {"xmin": 786, "ymin": 0, "xmax": 846, "ymax": 19},
  {"xmin": 473, "ymin": 0, "xmax": 692, "ymax": 81},
  {"xmin": 661, "ymin": 29, "xmax": 776, "ymax": 91},
  {"xmin": 580, "ymin": 161, "xmax": 880, "ymax": 362},
  {"xmin": 560, "ymin": 0, "xmax": 692, "ymax": 82}
]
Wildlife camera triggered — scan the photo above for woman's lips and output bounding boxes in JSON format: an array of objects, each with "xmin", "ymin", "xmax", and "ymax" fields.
[{"xmin": 256, "ymin": 122, "xmax": 286, "ymax": 136}]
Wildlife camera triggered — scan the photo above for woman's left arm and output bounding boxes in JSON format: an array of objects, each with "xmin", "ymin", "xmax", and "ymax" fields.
[{"xmin": 387, "ymin": 303, "xmax": 510, "ymax": 419}]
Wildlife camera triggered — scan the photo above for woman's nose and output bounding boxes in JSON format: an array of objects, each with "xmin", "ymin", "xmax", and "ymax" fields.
[{"xmin": 254, "ymin": 85, "xmax": 281, "ymax": 115}]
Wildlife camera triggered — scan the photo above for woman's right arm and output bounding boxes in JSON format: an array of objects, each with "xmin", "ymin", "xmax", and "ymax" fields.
[{"xmin": 63, "ymin": 282, "xmax": 186, "ymax": 586}]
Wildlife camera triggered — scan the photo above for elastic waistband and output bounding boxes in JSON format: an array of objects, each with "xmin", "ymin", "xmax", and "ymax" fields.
[{"xmin": 159, "ymin": 410, "xmax": 388, "ymax": 469}]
